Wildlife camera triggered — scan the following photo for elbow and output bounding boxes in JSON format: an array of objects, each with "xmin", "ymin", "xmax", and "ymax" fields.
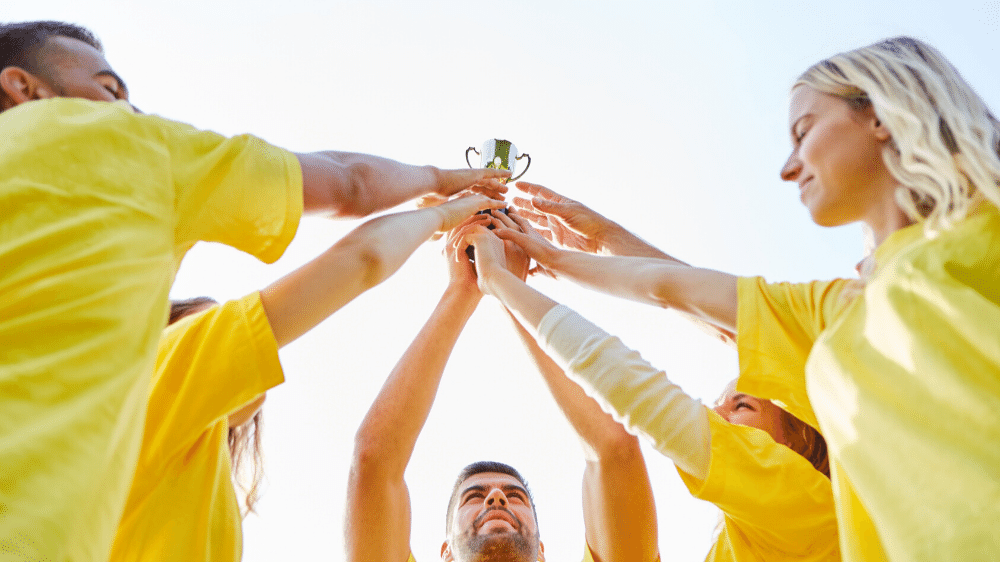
[
  {"xmin": 336, "ymin": 163, "xmax": 377, "ymax": 218},
  {"xmin": 338, "ymin": 224, "xmax": 389, "ymax": 290},
  {"xmin": 351, "ymin": 428, "xmax": 399, "ymax": 481},
  {"xmin": 592, "ymin": 426, "xmax": 644, "ymax": 463}
]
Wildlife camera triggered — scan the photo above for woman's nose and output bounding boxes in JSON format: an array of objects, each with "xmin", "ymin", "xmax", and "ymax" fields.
[{"xmin": 780, "ymin": 152, "xmax": 802, "ymax": 182}]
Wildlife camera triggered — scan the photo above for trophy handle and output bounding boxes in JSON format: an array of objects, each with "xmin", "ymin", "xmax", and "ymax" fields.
[
  {"xmin": 510, "ymin": 153, "xmax": 531, "ymax": 181},
  {"xmin": 465, "ymin": 147, "xmax": 480, "ymax": 169}
]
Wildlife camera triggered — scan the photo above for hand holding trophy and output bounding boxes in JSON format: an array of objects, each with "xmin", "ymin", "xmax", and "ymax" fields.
[{"xmin": 464, "ymin": 139, "xmax": 531, "ymax": 261}]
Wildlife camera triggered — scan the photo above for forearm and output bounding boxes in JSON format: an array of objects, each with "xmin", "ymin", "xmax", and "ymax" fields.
[
  {"xmin": 260, "ymin": 207, "xmax": 446, "ymax": 347},
  {"xmin": 509, "ymin": 313, "xmax": 660, "ymax": 561},
  {"xmin": 549, "ymin": 252, "xmax": 738, "ymax": 332},
  {"xmin": 508, "ymin": 315, "xmax": 634, "ymax": 460},
  {"xmin": 535, "ymin": 305, "xmax": 711, "ymax": 479},
  {"xmin": 352, "ymin": 284, "xmax": 480, "ymax": 478},
  {"xmin": 298, "ymin": 151, "xmax": 440, "ymax": 217},
  {"xmin": 600, "ymin": 222, "xmax": 686, "ymax": 263}
]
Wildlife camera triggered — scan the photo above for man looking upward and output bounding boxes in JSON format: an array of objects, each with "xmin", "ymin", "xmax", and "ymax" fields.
[{"xmin": 346, "ymin": 216, "xmax": 658, "ymax": 562}]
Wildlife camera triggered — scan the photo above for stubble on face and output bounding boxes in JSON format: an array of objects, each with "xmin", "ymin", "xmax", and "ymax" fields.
[{"xmin": 450, "ymin": 508, "xmax": 538, "ymax": 562}]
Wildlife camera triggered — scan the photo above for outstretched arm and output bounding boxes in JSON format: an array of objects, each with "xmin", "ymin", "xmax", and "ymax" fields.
[
  {"xmin": 510, "ymin": 319, "xmax": 658, "ymax": 562},
  {"xmin": 260, "ymin": 195, "xmax": 504, "ymax": 347},
  {"xmin": 510, "ymin": 184, "xmax": 736, "ymax": 341},
  {"xmin": 463, "ymin": 220, "xmax": 711, "ymax": 476},
  {"xmin": 345, "ymin": 218, "xmax": 487, "ymax": 562},
  {"xmin": 494, "ymin": 212, "xmax": 738, "ymax": 334},
  {"xmin": 512, "ymin": 181, "xmax": 679, "ymax": 260},
  {"xmin": 297, "ymin": 151, "xmax": 509, "ymax": 217}
]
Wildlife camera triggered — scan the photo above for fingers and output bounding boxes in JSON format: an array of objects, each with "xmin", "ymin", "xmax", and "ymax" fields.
[
  {"xmin": 509, "ymin": 204, "xmax": 548, "ymax": 227},
  {"xmin": 489, "ymin": 208, "xmax": 520, "ymax": 231},
  {"xmin": 467, "ymin": 183, "xmax": 507, "ymax": 201},
  {"xmin": 480, "ymin": 168, "xmax": 513, "ymax": 181},
  {"xmin": 514, "ymin": 181, "xmax": 565, "ymax": 202}
]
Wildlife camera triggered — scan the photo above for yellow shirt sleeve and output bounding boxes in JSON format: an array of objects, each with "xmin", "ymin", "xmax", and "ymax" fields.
[
  {"xmin": 142, "ymin": 292, "xmax": 285, "ymax": 467},
  {"xmin": 677, "ymin": 411, "xmax": 839, "ymax": 561},
  {"xmin": 735, "ymin": 276, "xmax": 853, "ymax": 430},
  {"xmin": 156, "ymin": 115, "xmax": 303, "ymax": 263},
  {"xmin": 112, "ymin": 293, "xmax": 284, "ymax": 562}
]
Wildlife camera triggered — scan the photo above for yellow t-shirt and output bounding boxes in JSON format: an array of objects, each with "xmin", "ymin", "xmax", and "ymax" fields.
[
  {"xmin": 677, "ymin": 411, "xmax": 839, "ymax": 562},
  {"xmin": 737, "ymin": 203, "xmax": 1000, "ymax": 561},
  {"xmin": 0, "ymin": 98, "xmax": 302, "ymax": 561},
  {"xmin": 110, "ymin": 292, "xmax": 285, "ymax": 561}
]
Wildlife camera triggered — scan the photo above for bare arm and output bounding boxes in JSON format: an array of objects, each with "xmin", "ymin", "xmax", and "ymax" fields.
[
  {"xmin": 346, "ymin": 220, "xmax": 485, "ymax": 562},
  {"xmin": 296, "ymin": 151, "xmax": 509, "ymax": 217},
  {"xmin": 512, "ymin": 181, "xmax": 681, "ymax": 261},
  {"xmin": 510, "ymin": 319, "xmax": 658, "ymax": 562},
  {"xmin": 465, "ymin": 221, "xmax": 710, "ymax": 477},
  {"xmin": 511, "ymin": 183, "xmax": 736, "ymax": 341},
  {"xmin": 260, "ymin": 195, "xmax": 504, "ymax": 347},
  {"xmin": 493, "ymin": 213, "xmax": 738, "ymax": 333}
]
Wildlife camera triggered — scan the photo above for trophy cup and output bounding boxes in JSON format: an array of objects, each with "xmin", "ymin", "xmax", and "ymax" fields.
[
  {"xmin": 464, "ymin": 139, "xmax": 531, "ymax": 261},
  {"xmin": 465, "ymin": 139, "xmax": 531, "ymax": 182}
]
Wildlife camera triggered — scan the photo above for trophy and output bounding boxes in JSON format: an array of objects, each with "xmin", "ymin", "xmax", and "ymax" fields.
[
  {"xmin": 464, "ymin": 139, "xmax": 531, "ymax": 261},
  {"xmin": 465, "ymin": 139, "xmax": 531, "ymax": 182}
]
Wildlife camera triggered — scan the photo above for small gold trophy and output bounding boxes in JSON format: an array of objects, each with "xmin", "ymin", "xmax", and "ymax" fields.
[
  {"xmin": 466, "ymin": 139, "xmax": 531, "ymax": 182},
  {"xmin": 464, "ymin": 139, "xmax": 531, "ymax": 261}
]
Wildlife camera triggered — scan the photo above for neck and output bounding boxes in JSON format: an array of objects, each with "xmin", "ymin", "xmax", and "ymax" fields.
[{"xmin": 864, "ymin": 184, "xmax": 916, "ymax": 247}]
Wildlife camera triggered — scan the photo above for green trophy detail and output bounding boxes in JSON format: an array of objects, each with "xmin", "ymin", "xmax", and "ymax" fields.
[{"xmin": 463, "ymin": 139, "xmax": 531, "ymax": 261}]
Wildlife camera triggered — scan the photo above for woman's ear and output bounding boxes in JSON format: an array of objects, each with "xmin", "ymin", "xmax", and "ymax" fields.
[
  {"xmin": 0, "ymin": 66, "xmax": 55, "ymax": 110},
  {"xmin": 872, "ymin": 114, "xmax": 891, "ymax": 142}
]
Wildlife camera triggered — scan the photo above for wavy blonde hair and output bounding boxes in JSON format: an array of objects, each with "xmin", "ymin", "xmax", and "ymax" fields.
[{"xmin": 796, "ymin": 37, "xmax": 1000, "ymax": 231}]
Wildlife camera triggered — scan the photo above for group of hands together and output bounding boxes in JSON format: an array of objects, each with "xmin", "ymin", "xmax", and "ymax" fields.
[{"xmin": 418, "ymin": 171, "xmax": 609, "ymax": 297}]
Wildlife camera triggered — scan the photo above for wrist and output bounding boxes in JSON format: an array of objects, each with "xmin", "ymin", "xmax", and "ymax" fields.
[
  {"xmin": 482, "ymin": 267, "xmax": 515, "ymax": 297},
  {"xmin": 428, "ymin": 165, "xmax": 444, "ymax": 192},
  {"xmin": 596, "ymin": 222, "xmax": 633, "ymax": 255},
  {"xmin": 444, "ymin": 279, "xmax": 482, "ymax": 305}
]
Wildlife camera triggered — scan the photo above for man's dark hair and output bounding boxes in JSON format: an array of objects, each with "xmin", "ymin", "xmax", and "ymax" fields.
[
  {"xmin": 0, "ymin": 21, "xmax": 102, "ymax": 75},
  {"xmin": 444, "ymin": 461, "xmax": 537, "ymax": 533}
]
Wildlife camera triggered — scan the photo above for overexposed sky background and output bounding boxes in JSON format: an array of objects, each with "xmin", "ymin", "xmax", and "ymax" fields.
[{"xmin": 7, "ymin": 1, "xmax": 999, "ymax": 560}]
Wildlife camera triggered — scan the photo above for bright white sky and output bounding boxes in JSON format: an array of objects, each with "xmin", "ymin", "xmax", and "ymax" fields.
[{"xmin": 7, "ymin": 1, "xmax": 999, "ymax": 560}]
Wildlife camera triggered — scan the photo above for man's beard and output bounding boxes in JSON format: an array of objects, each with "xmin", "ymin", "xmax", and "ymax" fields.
[{"xmin": 451, "ymin": 508, "xmax": 539, "ymax": 562}]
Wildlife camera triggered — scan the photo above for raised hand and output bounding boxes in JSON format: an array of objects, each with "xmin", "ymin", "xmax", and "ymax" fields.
[
  {"xmin": 492, "ymin": 212, "xmax": 565, "ymax": 279},
  {"xmin": 456, "ymin": 224, "xmax": 510, "ymax": 296},
  {"xmin": 484, "ymin": 209, "xmax": 532, "ymax": 281},
  {"xmin": 431, "ymin": 194, "xmax": 507, "ymax": 236},
  {"xmin": 443, "ymin": 213, "xmax": 493, "ymax": 290},
  {"xmin": 511, "ymin": 182, "xmax": 612, "ymax": 254},
  {"xmin": 435, "ymin": 168, "xmax": 511, "ymax": 199}
]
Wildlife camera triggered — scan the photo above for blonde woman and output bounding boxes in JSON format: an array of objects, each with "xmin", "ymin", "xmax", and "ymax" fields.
[
  {"xmin": 109, "ymin": 193, "xmax": 505, "ymax": 561},
  {"xmin": 497, "ymin": 37, "xmax": 1000, "ymax": 561}
]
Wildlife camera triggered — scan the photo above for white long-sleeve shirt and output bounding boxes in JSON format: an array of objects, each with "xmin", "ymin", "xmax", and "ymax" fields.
[{"xmin": 534, "ymin": 305, "xmax": 711, "ymax": 479}]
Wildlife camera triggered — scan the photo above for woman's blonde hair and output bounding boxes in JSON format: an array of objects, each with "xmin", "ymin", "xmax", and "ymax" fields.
[{"xmin": 796, "ymin": 37, "xmax": 1000, "ymax": 231}]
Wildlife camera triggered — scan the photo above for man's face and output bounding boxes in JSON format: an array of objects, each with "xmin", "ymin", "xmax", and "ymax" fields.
[
  {"xmin": 6, "ymin": 35, "xmax": 129, "ymax": 106},
  {"xmin": 443, "ymin": 472, "xmax": 542, "ymax": 562}
]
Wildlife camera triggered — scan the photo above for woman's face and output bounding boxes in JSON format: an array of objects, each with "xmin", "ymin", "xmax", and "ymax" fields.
[
  {"xmin": 780, "ymin": 86, "xmax": 895, "ymax": 229},
  {"xmin": 713, "ymin": 381, "xmax": 785, "ymax": 445}
]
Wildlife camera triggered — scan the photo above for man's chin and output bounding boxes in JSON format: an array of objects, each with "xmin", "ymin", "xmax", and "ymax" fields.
[{"xmin": 454, "ymin": 532, "xmax": 537, "ymax": 562}]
